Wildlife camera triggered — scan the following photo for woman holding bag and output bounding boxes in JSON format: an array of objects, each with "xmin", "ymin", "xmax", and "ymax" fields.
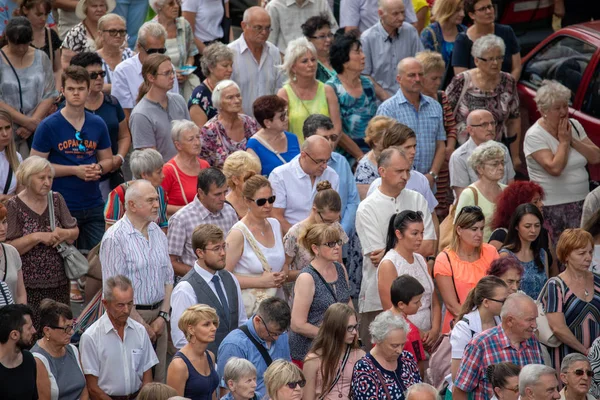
[{"xmin": 225, "ymin": 175, "xmax": 287, "ymax": 317}]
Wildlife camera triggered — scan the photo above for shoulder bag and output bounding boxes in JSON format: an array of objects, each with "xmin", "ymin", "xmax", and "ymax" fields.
[
  {"xmin": 319, "ymin": 345, "xmax": 352, "ymax": 400},
  {"xmin": 47, "ymin": 191, "xmax": 89, "ymax": 280},
  {"xmin": 452, "ymin": 70, "xmax": 471, "ymax": 118},
  {"xmin": 308, "ymin": 263, "xmax": 338, "ymax": 302},
  {"xmin": 365, "ymin": 356, "xmax": 392, "ymax": 399},
  {"xmin": 253, "ymin": 135, "xmax": 288, "ymax": 165},
  {"xmin": 536, "ymin": 276, "xmax": 567, "ymax": 348},
  {"xmin": 3, "ymin": 164, "xmax": 12, "ymax": 196},
  {"xmin": 166, "ymin": 162, "xmax": 189, "ymax": 206},
  {"xmin": 238, "ymin": 324, "xmax": 273, "ymax": 366}
]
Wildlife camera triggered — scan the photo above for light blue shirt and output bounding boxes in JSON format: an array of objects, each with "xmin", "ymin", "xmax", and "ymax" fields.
[{"xmin": 329, "ymin": 152, "xmax": 360, "ymax": 236}]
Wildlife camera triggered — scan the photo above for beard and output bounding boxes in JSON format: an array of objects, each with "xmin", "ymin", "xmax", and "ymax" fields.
[
  {"xmin": 16, "ymin": 335, "xmax": 34, "ymax": 351},
  {"xmin": 206, "ymin": 258, "xmax": 226, "ymax": 272}
]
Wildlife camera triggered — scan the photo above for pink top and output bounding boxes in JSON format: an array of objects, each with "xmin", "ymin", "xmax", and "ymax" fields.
[
  {"xmin": 161, "ymin": 157, "xmax": 210, "ymax": 207},
  {"xmin": 314, "ymin": 348, "xmax": 363, "ymax": 400}
]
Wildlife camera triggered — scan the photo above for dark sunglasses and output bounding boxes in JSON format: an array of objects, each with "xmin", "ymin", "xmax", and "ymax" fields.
[
  {"xmin": 251, "ymin": 195, "xmax": 276, "ymax": 206},
  {"xmin": 457, "ymin": 205, "xmax": 482, "ymax": 218},
  {"xmin": 322, "ymin": 239, "xmax": 343, "ymax": 248},
  {"xmin": 486, "ymin": 298, "xmax": 506, "ymax": 304},
  {"xmin": 286, "ymin": 380, "xmax": 306, "ymax": 390},
  {"xmin": 103, "ymin": 29, "xmax": 127, "ymax": 37},
  {"xmin": 573, "ymin": 369, "xmax": 594, "ymax": 377},
  {"xmin": 89, "ymin": 71, "xmax": 107, "ymax": 80},
  {"xmin": 141, "ymin": 44, "xmax": 167, "ymax": 55}
]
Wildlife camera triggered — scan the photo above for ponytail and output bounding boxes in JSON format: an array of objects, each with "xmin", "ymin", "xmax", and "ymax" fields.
[
  {"xmin": 456, "ymin": 275, "xmax": 507, "ymax": 322},
  {"xmin": 383, "ymin": 210, "xmax": 424, "ymax": 254}
]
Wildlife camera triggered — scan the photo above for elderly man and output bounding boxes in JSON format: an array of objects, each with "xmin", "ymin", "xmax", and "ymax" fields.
[
  {"xmin": 406, "ymin": 383, "xmax": 440, "ymax": 400},
  {"xmin": 559, "ymin": 353, "xmax": 595, "ymax": 400},
  {"xmin": 453, "ymin": 293, "xmax": 545, "ymax": 400},
  {"xmin": 100, "ymin": 179, "xmax": 173, "ymax": 383},
  {"xmin": 229, "ymin": 7, "xmax": 284, "ymax": 116},
  {"xmin": 519, "ymin": 364, "xmax": 561, "ymax": 400},
  {"xmin": 341, "ymin": 0, "xmax": 417, "ymax": 33},
  {"xmin": 361, "ymin": 0, "xmax": 423, "ymax": 97},
  {"xmin": 168, "ymin": 167, "xmax": 238, "ymax": 277},
  {"xmin": 449, "ymin": 109, "xmax": 515, "ymax": 199},
  {"xmin": 81, "ymin": 275, "xmax": 158, "ymax": 399},
  {"xmin": 269, "ymin": 135, "xmax": 340, "ymax": 234},
  {"xmin": 112, "ymin": 22, "xmax": 180, "ymax": 119},
  {"xmin": 218, "ymin": 297, "xmax": 291, "ymax": 398},
  {"xmin": 377, "ymin": 58, "xmax": 445, "ymax": 186},
  {"xmin": 170, "ymin": 223, "xmax": 246, "ymax": 353},
  {"xmin": 356, "ymin": 147, "xmax": 435, "ymax": 348}
]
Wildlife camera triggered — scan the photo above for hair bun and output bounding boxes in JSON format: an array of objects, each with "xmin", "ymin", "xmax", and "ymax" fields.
[
  {"xmin": 243, "ymin": 171, "xmax": 257, "ymax": 183},
  {"xmin": 316, "ymin": 180, "xmax": 332, "ymax": 192}
]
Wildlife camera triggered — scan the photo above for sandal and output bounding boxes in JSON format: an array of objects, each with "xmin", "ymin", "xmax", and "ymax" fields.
[{"xmin": 70, "ymin": 282, "xmax": 84, "ymax": 303}]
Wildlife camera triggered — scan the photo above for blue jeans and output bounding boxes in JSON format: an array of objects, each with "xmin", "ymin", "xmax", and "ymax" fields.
[
  {"xmin": 70, "ymin": 205, "xmax": 105, "ymax": 253},
  {"xmin": 114, "ymin": 0, "xmax": 148, "ymax": 49}
]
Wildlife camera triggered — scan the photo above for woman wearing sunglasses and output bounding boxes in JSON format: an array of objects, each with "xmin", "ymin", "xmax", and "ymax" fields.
[
  {"xmin": 559, "ymin": 353, "xmax": 595, "ymax": 400},
  {"xmin": 289, "ymin": 223, "xmax": 351, "ymax": 368},
  {"xmin": 487, "ymin": 362, "xmax": 521, "ymax": 400},
  {"xmin": 225, "ymin": 175, "xmax": 287, "ymax": 318},
  {"xmin": 263, "ymin": 360, "xmax": 306, "ymax": 400},
  {"xmin": 96, "ymin": 14, "xmax": 135, "ymax": 94}
]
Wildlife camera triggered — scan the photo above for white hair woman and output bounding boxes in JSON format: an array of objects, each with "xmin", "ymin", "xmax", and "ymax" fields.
[
  {"xmin": 96, "ymin": 14, "xmax": 134, "ymax": 94},
  {"xmin": 221, "ymin": 357, "xmax": 259, "ymax": 400},
  {"xmin": 524, "ymin": 80, "xmax": 600, "ymax": 248}
]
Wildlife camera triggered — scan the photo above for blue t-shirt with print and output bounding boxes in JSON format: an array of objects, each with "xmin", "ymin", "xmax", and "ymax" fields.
[{"xmin": 32, "ymin": 110, "xmax": 111, "ymax": 211}]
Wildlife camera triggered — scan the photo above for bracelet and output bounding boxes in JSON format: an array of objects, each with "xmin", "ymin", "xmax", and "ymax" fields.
[
  {"xmin": 98, "ymin": 163, "xmax": 104, "ymax": 173},
  {"xmin": 116, "ymin": 154, "xmax": 125, "ymax": 164}
]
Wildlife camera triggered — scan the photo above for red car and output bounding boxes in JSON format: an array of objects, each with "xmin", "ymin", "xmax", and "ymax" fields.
[{"xmin": 518, "ymin": 21, "xmax": 600, "ymax": 179}]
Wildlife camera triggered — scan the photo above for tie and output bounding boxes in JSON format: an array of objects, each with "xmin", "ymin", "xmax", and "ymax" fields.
[{"xmin": 211, "ymin": 274, "xmax": 230, "ymax": 314}]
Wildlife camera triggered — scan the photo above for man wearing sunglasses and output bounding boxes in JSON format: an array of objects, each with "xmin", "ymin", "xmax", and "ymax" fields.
[
  {"xmin": 559, "ymin": 353, "xmax": 595, "ymax": 400},
  {"xmin": 519, "ymin": 364, "xmax": 561, "ymax": 400}
]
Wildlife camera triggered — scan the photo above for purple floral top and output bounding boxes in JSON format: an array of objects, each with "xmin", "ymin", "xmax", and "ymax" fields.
[{"xmin": 200, "ymin": 114, "xmax": 259, "ymax": 168}]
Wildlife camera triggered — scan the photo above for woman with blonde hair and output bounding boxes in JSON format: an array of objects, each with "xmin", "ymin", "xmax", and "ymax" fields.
[
  {"xmin": 222, "ymin": 150, "xmax": 262, "ymax": 219},
  {"xmin": 0, "ymin": 109, "xmax": 23, "ymax": 201},
  {"xmin": 420, "ymin": 0, "xmax": 466, "ymax": 66},
  {"xmin": 167, "ymin": 304, "xmax": 220, "ymax": 399},
  {"xmin": 263, "ymin": 360, "xmax": 306, "ymax": 400},
  {"xmin": 137, "ymin": 383, "xmax": 177, "ymax": 400},
  {"xmin": 95, "ymin": 14, "xmax": 135, "ymax": 94}
]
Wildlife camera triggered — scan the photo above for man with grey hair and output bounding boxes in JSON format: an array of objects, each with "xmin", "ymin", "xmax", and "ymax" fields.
[
  {"xmin": 269, "ymin": 135, "xmax": 339, "ymax": 233},
  {"xmin": 100, "ymin": 180, "xmax": 173, "ymax": 382},
  {"xmin": 559, "ymin": 353, "xmax": 594, "ymax": 399},
  {"xmin": 112, "ymin": 22, "xmax": 180, "ymax": 118},
  {"xmin": 80, "ymin": 275, "xmax": 159, "ymax": 398},
  {"xmin": 406, "ymin": 383, "xmax": 440, "ymax": 400},
  {"xmin": 519, "ymin": 364, "xmax": 560, "ymax": 400},
  {"xmin": 356, "ymin": 146, "xmax": 435, "ymax": 348},
  {"xmin": 229, "ymin": 7, "xmax": 284, "ymax": 116},
  {"xmin": 453, "ymin": 293, "xmax": 544, "ymax": 400}
]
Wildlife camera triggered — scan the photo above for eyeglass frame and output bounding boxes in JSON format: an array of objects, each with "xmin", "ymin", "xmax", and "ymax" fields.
[
  {"xmin": 286, "ymin": 380, "xmax": 307, "ymax": 390},
  {"xmin": 89, "ymin": 70, "xmax": 107, "ymax": 80},
  {"xmin": 321, "ymin": 239, "xmax": 343, "ymax": 248},
  {"xmin": 140, "ymin": 44, "xmax": 167, "ymax": 55},
  {"xmin": 48, "ymin": 324, "xmax": 75, "ymax": 334},
  {"xmin": 470, "ymin": 120, "xmax": 498, "ymax": 129},
  {"xmin": 204, "ymin": 243, "xmax": 229, "ymax": 253},
  {"xmin": 304, "ymin": 151, "xmax": 331, "ymax": 166},
  {"xmin": 501, "ymin": 385, "xmax": 519, "ymax": 393},
  {"xmin": 346, "ymin": 323, "xmax": 360, "ymax": 333},
  {"xmin": 249, "ymin": 24, "xmax": 273, "ymax": 33},
  {"xmin": 258, "ymin": 315, "xmax": 287, "ymax": 338},
  {"xmin": 474, "ymin": 4, "xmax": 494, "ymax": 12},
  {"xmin": 456, "ymin": 205, "xmax": 483, "ymax": 219},
  {"xmin": 486, "ymin": 297, "xmax": 506, "ymax": 304},
  {"xmin": 318, "ymin": 211, "xmax": 341, "ymax": 224},
  {"xmin": 249, "ymin": 195, "xmax": 276, "ymax": 207},
  {"xmin": 571, "ymin": 369, "xmax": 594, "ymax": 377},
  {"xmin": 102, "ymin": 29, "xmax": 127, "ymax": 37},
  {"xmin": 310, "ymin": 33, "xmax": 334, "ymax": 41}
]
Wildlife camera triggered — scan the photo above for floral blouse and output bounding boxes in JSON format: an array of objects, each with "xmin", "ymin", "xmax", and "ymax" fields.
[
  {"xmin": 199, "ymin": 114, "xmax": 259, "ymax": 168},
  {"xmin": 61, "ymin": 22, "xmax": 96, "ymax": 53},
  {"xmin": 355, "ymin": 155, "xmax": 379, "ymax": 185},
  {"xmin": 352, "ymin": 352, "xmax": 421, "ymax": 400}
]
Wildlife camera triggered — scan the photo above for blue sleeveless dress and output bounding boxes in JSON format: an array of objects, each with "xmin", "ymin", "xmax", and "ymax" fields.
[{"xmin": 174, "ymin": 350, "xmax": 219, "ymax": 400}]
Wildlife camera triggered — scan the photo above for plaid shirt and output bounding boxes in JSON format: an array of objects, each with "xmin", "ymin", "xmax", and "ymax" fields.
[
  {"xmin": 454, "ymin": 325, "xmax": 544, "ymax": 400},
  {"xmin": 376, "ymin": 90, "xmax": 446, "ymax": 174}
]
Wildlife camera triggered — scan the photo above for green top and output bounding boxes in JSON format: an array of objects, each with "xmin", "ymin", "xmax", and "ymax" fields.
[{"xmin": 284, "ymin": 81, "xmax": 330, "ymax": 145}]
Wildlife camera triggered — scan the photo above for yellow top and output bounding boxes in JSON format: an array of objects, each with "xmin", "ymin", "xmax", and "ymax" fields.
[
  {"xmin": 283, "ymin": 81, "xmax": 330, "ymax": 144},
  {"xmin": 412, "ymin": 0, "xmax": 431, "ymax": 30}
]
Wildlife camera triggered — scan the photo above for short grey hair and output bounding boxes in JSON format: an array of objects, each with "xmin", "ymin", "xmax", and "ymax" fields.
[
  {"xmin": 200, "ymin": 42, "xmax": 234, "ymax": 78},
  {"xmin": 103, "ymin": 275, "xmax": 133, "ymax": 301},
  {"xmin": 124, "ymin": 179, "xmax": 153, "ymax": 210},
  {"xmin": 148, "ymin": 0, "xmax": 169, "ymax": 13},
  {"xmin": 137, "ymin": 21, "xmax": 167, "ymax": 49},
  {"xmin": 223, "ymin": 357, "xmax": 257, "ymax": 386},
  {"xmin": 281, "ymin": 37, "xmax": 317, "ymax": 83},
  {"xmin": 468, "ymin": 141, "xmax": 506, "ymax": 174},
  {"xmin": 212, "ymin": 79, "xmax": 240, "ymax": 110},
  {"xmin": 369, "ymin": 310, "xmax": 410, "ymax": 344},
  {"xmin": 377, "ymin": 146, "xmax": 408, "ymax": 169},
  {"xmin": 97, "ymin": 13, "xmax": 126, "ymax": 31},
  {"xmin": 171, "ymin": 119, "xmax": 199, "ymax": 143},
  {"xmin": 472, "ymin": 34, "xmax": 506, "ymax": 59},
  {"xmin": 500, "ymin": 292, "xmax": 535, "ymax": 319},
  {"xmin": 534, "ymin": 80, "xmax": 572, "ymax": 113},
  {"xmin": 560, "ymin": 353, "xmax": 590, "ymax": 374},
  {"xmin": 519, "ymin": 364, "xmax": 557, "ymax": 396},
  {"xmin": 406, "ymin": 383, "xmax": 440, "ymax": 400},
  {"xmin": 16, "ymin": 155, "xmax": 55, "ymax": 187},
  {"xmin": 130, "ymin": 149, "xmax": 164, "ymax": 180},
  {"xmin": 397, "ymin": 57, "xmax": 422, "ymax": 76}
]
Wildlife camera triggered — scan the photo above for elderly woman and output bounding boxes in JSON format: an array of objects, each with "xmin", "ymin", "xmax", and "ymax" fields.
[
  {"xmin": 524, "ymin": 80, "xmax": 600, "ymax": 248},
  {"xmin": 61, "ymin": 0, "xmax": 115, "ymax": 69},
  {"xmin": 0, "ymin": 110, "xmax": 24, "ymax": 200},
  {"xmin": 150, "ymin": 0, "xmax": 199, "ymax": 99},
  {"xmin": 420, "ymin": 0, "xmax": 466, "ymax": 67},
  {"xmin": 541, "ymin": 229, "xmax": 600, "ymax": 368},
  {"xmin": 31, "ymin": 299, "xmax": 88, "ymax": 400},
  {"xmin": 487, "ymin": 257, "xmax": 525, "ymax": 295},
  {"xmin": 452, "ymin": 0, "xmax": 521, "ymax": 80},
  {"xmin": 221, "ymin": 357, "xmax": 259, "ymax": 400},
  {"xmin": 162, "ymin": 120, "xmax": 210, "ymax": 216},
  {"xmin": 0, "ymin": 203, "xmax": 26, "ymax": 304},
  {"xmin": 559, "ymin": 353, "xmax": 595, "ymax": 400},
  {"xmin": 447, "ymin": 35, "xmax": 521, "ymax": 168},
  {"xmin": 302, "ymin": 15, "xmax": 335, "ymax": 83},
  {"xmin": 351, "ymin": 311, "xmax": 421, "ymax": 400},
  {"xmin": 263, "ymin": 360, "xmax": 306, "ymax": 400},
  {"xmin": 6, "ymin": 157, "xmax": 79, "ymax": 327},
  {"xmin": 454, "ymin": 141, "xmax": 507, "ymax": 241},
  {"xmin": 167, "ymin": 304, "xmax": 220, "ymax": 399},
  {"xmin": 0, "ymin": 17, "xmax": 57, "ymax": 157},
  {"xmin": 189, "ymin": 42, "xmax": 234, "ymax": 127},
  {"xmin": 487, "ymin": 362, "xmax": 521, "ymax": 400},
  {"xmin": 222, "ymin": 150, "xmax": 262, "ymax": 219},
  {"xmin": 95, "ymin": 14, "xmax": 135, "ymax": 94},
  {"xmin": 200, "ymin": 80, "xmax": 259, "ymax": 169},
  {"xmin": 246, "ymin": 95, "xmax": 300, "ymax": 177}
]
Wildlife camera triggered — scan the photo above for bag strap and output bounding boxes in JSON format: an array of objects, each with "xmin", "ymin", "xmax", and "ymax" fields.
[
  {"xmin": 308, "ymin": 264, "xmax": 337, "ymax": 302},
  {"xmin": 1, "ymin": 244, "xmax": 6, "ymax": 283},
  {"xmin": 0, "ymin": 281, "xmax": 12, "ymax": 306},
  {"xmin": 238, "ymin": 325, "xmax": 273, "ymax": 366},
  {"xmin": 443, "ymin": 251, "xmax": 460, "ymax": 305},
  {"xmin": 366, "ymin": 356, "xmax": 392, "ymax": 399},
  {"xmin": 0, "ymin": 49, "xmax": 23, "ymax": 113},
  {"xmin": 3, "ymin": 164, "xmax": 12, "ymax": 195},
  {"xmin": 47, "ymin": 28, "xmax": 54, "ymax": 67},
  {"xmin": 569, "ymin": 119, "xmax": 581, "ymax": 139},
  {"xmin": 253, "ymin": 135, "xmax": 288, "ymax": 165},
  {"xmin": 167, "ymin": 163, "xmax": 189, "ymax": 205},
  {"xmin": 453, "ymin": 71, "xmax": 470, "ymax": 118},
  {"xmin": 320, "ymin": 346, "xmax": 351, "ymax": 400},
  {"xmin": 467, "ymin": 186, "xmax": 479, "ymax": 206},
  {"xmin": 235, "ymin": 222, "xmax": 272, "ymax": 273},
  {"xmin": 47, "ymin": 191, "xmax": 56, "ymax": 230}
]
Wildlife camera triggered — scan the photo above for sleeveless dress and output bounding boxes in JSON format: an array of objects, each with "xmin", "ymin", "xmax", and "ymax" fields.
[
  {"xmin": 499, "ymin": 248, "xmax": 548, "ymax": 300},
  {"xmin": 174, "ymin": 350, "xmax": 219, "ymax": 400},
  {"xmin": 30, "ymin": 343, "xmax": 86, "ymax": 400},
  {"xmin": 284, "ymin": 81, "xmax": 330, "ymax": 144}
]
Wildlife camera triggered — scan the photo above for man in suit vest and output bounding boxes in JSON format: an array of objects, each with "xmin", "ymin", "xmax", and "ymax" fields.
[{"xmin": 170, "ymin": 224, "xmax": 247, "ymax": 355}]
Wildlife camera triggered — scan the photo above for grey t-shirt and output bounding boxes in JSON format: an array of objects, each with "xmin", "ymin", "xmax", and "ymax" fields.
[
  {"xmin": 129, "ymin": 92, "xmax": 191, "ymax": 162},
  {"xmin": 31, "ymin": 343, "xmax": 86, "ymax": 400}
]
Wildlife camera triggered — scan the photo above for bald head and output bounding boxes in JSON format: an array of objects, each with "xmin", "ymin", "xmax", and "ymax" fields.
[
  {"xmin": 397, "ymin": 57, "xmax": 421, "ymax": 76},
  {"xmin": 302, "ymin": 135, "xmax": 330, "ymax": 153},
  {"xmin": 378, "ymin": 0, "xmax": 403, "ymax": 10},
  {"xmin": 501, "ymin": 293, "xmax": 536, "ymax": 319},
  {"xmin": 243, "ymin": 6, "xmax": 269, "ymax": 24},
  {"xmin": 467, "ymin": 109, "xmax": 494, "ymax": 126}
]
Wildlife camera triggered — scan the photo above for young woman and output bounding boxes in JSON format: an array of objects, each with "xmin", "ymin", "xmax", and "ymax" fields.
[
  {"xmin": 0, "ymin": 109, "xmax": 23, "ymax": 201},
  {"xmin": 303, "ymin": 303, "xmax": 365, "ymax": 400},
  {"xmin": 487, "ymin": 362, "xmax": 521, "ymax": 400}
]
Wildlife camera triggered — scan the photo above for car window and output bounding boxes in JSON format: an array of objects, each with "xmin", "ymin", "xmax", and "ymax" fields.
[
  {"xmin": 521, "ymin": 36, "xmax": 596, "ymax": 102},
  {"xmin": 583, "ymin": 63, "xmax": 600, "ymax": 119}
]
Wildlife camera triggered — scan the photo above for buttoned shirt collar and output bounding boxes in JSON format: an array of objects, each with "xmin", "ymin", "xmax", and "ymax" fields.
[
  {"xmin": 193, "ymin": 195, "xmax": 225, "ymax": 221},
  {"xmin": 496, "ymin": 325, "xmax": 534, "ymax": 350},
  {"xmin": 121, "ymin": 213, "xmax": 158, "ymax": 236},
  {"xmin": 100, "ymin": 313, "xmax": 135, "ymax": 335},
  {"xmin": 284, "ymin": 0, "xmax": 314, "ymax": 7},
  {"xmin": 393, "ymin": 88, "xmax": 432, "ymax": 108},
  {"xmin": 375, "ymin": 20, "xmax": 400, "ymax": 41},
  {"xmin": 193, "ymin": 261, "xmax": 218, "ymax": 282},
  {"xmin": 290, "ymin": 156, "xmax": 311, "ymax": 180}
]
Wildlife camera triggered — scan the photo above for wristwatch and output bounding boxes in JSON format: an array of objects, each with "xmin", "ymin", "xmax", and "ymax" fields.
[
  {"xmin": 428, "ymin": 171, "xmax": 439, "ymax": 182},
  {"xmin": 158, "ymin": 311, "xmax": 170, "ymax": 323}
]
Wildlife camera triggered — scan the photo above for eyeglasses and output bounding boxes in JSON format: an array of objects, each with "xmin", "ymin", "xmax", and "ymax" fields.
[
  {"xmin": 502, "ymin": 385, "xmax": 519, "ymax": 393},
  {"xmin": 304, "ymin": 152, "xmax": 331, "ymax": 166},
  {"xmin": 486, "ymin": 298, "xmax": 506, "ymax": 304},
  {"xmin": 251, "ymin": 195, "xmax": 276, "ymax": 207},
  {"xmin": 318, "ymin": 211, "xmax": 341, "ymax": 224},
  {"xmin": 286, "ymin": 380, "xmax": 306, "ymax": 390},
  {"xmin": 477, "ymin": 56, "xmax": 504, "ymax": 63},
  {"xmin": 311, "ymin": 33, "xmax": 334, "ymax": 41},
  {"xmin": 204, "ymin": 243, "xmax": 228, "ymax": 253},
  {"xmin": 470, "ymin": 120, "xmax": 497, "ymax": 129},
  {"xmin": 250, "ymin": 25, "xmax": 272, "ymax": 33},
  {"xmin": 572, "ymin": 369, "xmax": 594, "ymax": 377},
  {"xmin": 156, "ymin": 69, "xmax": 175, "ymax": 77},
  {"xmin": 346, "ymin": 323, "xmax": 360, "ymax": 333},
  {"xmin": 273, "ymin": 110, "xmax": 288, "ymax": 122},
  {"xmin": 484, "ymin": 160, "xmax": 505, "ymax": 168},
  {"xmin": 75, "ymin": 130, "xmax": 86, "ymax": 152},
  {"xmin": 48, "ymin": 324, "xmax": 75, "ymax": 334},
  {"xmin": 140, "ymin": 44, "xmax": 167, "ymax": 55},
  {"xmin": 322, "ymin": 239, "xmax": 343, "ymax": 248},
  {"xmin": 475, "ymin": 4, "xmax": 494, "ymax": 12},
  {"xmin": 322, "ymin": 134, "xmax": 339, "ymax": 143},
  {"xmin": 258, "ymin": 315, "xmax": 287, "ymax": 338},
  {"xmin": 103, "ymin": 29, "xmax": 127, "ymax": 37},
  {"xmin": 89, "ymin": 71, "xmax": 107, "ymax": 80}
]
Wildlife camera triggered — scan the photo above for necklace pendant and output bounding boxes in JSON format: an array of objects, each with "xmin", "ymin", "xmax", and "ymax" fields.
[{"xmin": 338, "ymin": 394, "xmax": 342, "ymax": 398}]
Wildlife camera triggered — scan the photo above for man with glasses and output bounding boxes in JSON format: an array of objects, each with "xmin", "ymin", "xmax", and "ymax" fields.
[
  {"xmin": 99, "ymin": 180, "xmax": 174, "ymax": 383},
  {"xmin": 170, "ymin": 223, "xmax": 247, "ymax": 353},
  {"xmin": 217, "ymin": 297, "xmax": 291, "ymax": 398},
  {"xmin": 450, "ymin": 109, "xmax": 515, "ymax": 200},
  {"xmin": 559, "ymin": 353, "xmax": 594, "ymax": 400},
  {"xmin": 269, "ymin": 135, "xmax": 339, "ymax": 233},
  {"xmin": 229, "ymin": 7, "xmax": 284, "ymax": 116}
]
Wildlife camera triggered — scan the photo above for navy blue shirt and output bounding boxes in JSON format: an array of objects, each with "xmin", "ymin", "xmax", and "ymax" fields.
[{"xmin": 32, "ymin": 110, "xmax": 112, "ymax": 211}]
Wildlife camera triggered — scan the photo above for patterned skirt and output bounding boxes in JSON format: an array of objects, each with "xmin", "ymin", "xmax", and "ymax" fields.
[
  {"xmin": 543, "ymin": 200, "xmax": 585, "ymax": 253},
  {"xmin": 27, "ymin": 283, "xmax": 71, "ymax": 330}
]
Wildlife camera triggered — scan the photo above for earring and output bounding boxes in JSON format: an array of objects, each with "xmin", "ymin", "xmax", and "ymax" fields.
[
  {"xmin": 45, "ymin": 336, "xmax": 50, "ymax": 341},
  {"xmin": 292, "ymin": 73, "xmax": 297, "ymax": 82}
]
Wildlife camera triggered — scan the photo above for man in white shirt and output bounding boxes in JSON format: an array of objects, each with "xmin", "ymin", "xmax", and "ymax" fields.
[
  {"xmin": 228, "ymin": 7, "xmax": 284, "ymax": 116},
  {"xmin": 269, "ymin": 135, "xmax": 339, "ymax": 233},
  {"xmin": 100, "ymin": 180, "xmax": 173, "ymax": 383},
  {"xmin": 356, "ymin": 146, "xmax": 435, "ymax": 348},
  {"xmin": 170, "ymin": 224, "xmax": 247, "ymax": 354},
  {"xmin": 80, "ymin": 275, "xmax": 158, "ymax": 399}
]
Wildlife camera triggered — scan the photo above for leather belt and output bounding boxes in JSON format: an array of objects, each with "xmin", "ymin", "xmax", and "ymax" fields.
[
  {"xmin": 110, "ymin": 388, "xmax": 140, "ymax": 400},
  {"xmin": 135, "ymin": 300, "xmax": 163, "ymax": 311}
]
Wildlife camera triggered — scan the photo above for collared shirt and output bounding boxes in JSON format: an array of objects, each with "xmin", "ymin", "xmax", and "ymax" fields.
[
  {"xmin": 269, "ymin": 157, "xmax": 340, "ymax": 226},
  {"xmin": 229, "ymin": 35, "xmax": 284, "ymax": 116},
  {"xmin": 340, "ymin": 0, "xmax": 416, "ymax": 31},
  {"xmin": 111, "ymin": 54, "xmax": 180, "ymax": 110},
  {"xmin": 454, "ymin": 325, "xmax": 544, "ymax": 400},
  {"xmin": 366, "ymin": 170, "xmax": 438, "ymax": 213},
  {"xmin": 266, "ymin": 0, "xmax": 338, "ymax": 53},
  {"xmin": 100, "ymin": 215, "xmax": 174, "ymax": 306},
  {"xmin": 80, "ymin": 314, "xmax": 159, "ymax": 397},
  {"xmin": 329, "ymin": 152, "xmax": 360, "ymax": 236},
  {"xmin": 361, "ymin": 21, "xmax": 423, "ymax": 95},
  {"xmin": 168, "ymin": 196, "xmax": 238, "ymax": 269},
  {"xmin": 170, "ymin": 262, "xmax": 247, "ymax": 348},
  {"xmin": 217, "ymin": 318, "xmax": 291, "ymax": 398},
  {"xmin": 376, "ymin": 90, "xmax": 445, "ymax": 174}
]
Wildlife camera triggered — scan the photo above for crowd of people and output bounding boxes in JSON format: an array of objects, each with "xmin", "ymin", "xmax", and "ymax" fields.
[{"xmin": 1, "ymin": 0, "xmax": 600, "ymax": 399}]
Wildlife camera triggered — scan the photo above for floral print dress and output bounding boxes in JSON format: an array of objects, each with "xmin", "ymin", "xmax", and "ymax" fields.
[{"xmin": 199, "ymin": 114, "xmax": 259, "ymax": 168}]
